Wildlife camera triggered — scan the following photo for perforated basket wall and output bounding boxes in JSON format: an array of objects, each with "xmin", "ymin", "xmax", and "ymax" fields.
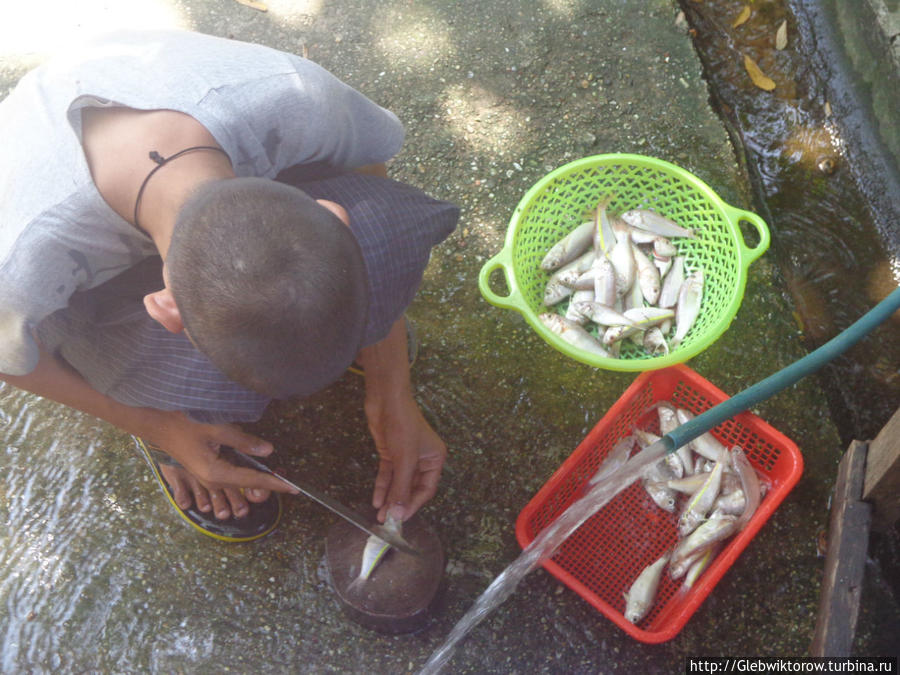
[
  {"xmin": 479, "ymin": 154, "xmax": 769, "ymax": 371},
  {"xmin": 515, "ymin": 365, "xmax": 803, "ymax": 643}
]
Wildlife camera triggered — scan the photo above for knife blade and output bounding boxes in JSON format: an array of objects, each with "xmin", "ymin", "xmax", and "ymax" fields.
[{"xmin": 219, "ymin": 446, "xmax": 421, "ymax": 556}]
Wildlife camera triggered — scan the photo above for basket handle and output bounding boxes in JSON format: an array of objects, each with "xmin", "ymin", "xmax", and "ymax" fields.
[
  {"xmin": 724, "ymin": 205, "xmax": 771, "ymax": 265},
  {"xmin": 478, "ymin": 247, "xmax": 524, "ymax": 311}
]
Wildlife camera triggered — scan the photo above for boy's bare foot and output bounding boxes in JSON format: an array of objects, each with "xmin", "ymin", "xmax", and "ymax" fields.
[{"xmin": 158, "ymin": 463, "xmax": 272, "ymax": 520}]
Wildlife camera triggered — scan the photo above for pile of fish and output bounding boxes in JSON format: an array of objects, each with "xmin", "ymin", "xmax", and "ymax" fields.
[
  {"xmin": 590, "ymin": 402, "xmax": 767, "ymax": 624},
  {"xmin": 538, "ymin": 198, "xmax": 704, "ymax": 359}
]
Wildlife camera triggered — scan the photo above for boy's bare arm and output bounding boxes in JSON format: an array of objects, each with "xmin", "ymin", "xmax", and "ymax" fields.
[
  {"xmin": 0, "ymin": 344, "xmax": 293, "ymax": 495},
  {"xmin": 358, "ymin": 317, "xmax": 446, "ymax": 522}
]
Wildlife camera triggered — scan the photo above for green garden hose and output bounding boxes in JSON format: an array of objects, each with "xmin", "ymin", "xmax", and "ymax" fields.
[{"xmin": 664, "ymin": 286, "xmax": 900, "ymax": 452}]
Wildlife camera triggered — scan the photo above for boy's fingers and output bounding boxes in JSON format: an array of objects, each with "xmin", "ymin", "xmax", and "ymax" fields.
[
  {"xmin": 216, "ymin": 425, "xmax": 274, "ymax": 457},
  {"xmin": 372, "ymin": 459, "xmax": 393, "ymax": 510},
  {"xmin": 384, "ymin": 457, "xmax": 415, "ymax": 522}
]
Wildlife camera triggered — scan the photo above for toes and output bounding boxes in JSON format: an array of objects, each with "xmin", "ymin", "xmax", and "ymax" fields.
[
  {"xmin": 185, "ymin": 474, "xmax": 212, "ymax": 513},
  {"xmin": 244, "ymin": 488, "xmax": 271, "ymax": 504},
  {"xmin": 155, "ymin": 463, "xmax": 259, "ymax": 521},
  {"xmin": 207, "ymin": 489, "xmax": 232, "ymax": 520},
  {"xmin": 225, "ymin": 487, "xmax": 249, "ymax": 519},
  {"xmin": 160, "ymin": 464, "xmax": 194, "ymax": 511}
]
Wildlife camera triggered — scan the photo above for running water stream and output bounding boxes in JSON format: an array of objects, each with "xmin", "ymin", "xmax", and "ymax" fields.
[{"xmin": 418, "ymin": 441, "xmax": 670, "ymax": 674}]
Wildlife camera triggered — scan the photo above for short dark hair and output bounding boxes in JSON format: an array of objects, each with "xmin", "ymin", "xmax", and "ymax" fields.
[{"xmin": 166, "ymin": 177, "xmax": 369, "ymax": 398}]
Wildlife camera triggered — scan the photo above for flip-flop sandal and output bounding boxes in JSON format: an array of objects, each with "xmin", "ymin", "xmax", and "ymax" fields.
[
  {"xmin": 133, "ymin": 437, "xmax": 282, "ymax": 542},
  {"xmin": 347, "ymin": 315, "xmax": 418, "ymax": 376}
]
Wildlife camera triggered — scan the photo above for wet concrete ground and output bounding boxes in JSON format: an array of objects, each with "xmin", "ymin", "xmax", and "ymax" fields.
[{"xmin": 1, "ymin": 0, "xmax": 898, "ymax": 672}]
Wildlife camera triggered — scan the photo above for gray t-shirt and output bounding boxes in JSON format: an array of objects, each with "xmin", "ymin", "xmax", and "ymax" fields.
[{"xmin": 0, "ymin": 29, "xmax": 404, "ymax": 376}]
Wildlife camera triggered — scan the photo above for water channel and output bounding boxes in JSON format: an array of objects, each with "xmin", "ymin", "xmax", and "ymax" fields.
[
  {"xmin": 677, "ymin": 0, "xmax": 900, "ymax": 597},
  {"xmin": 678, "ymin": 0, "xmax": 899, "ymax": 444}
]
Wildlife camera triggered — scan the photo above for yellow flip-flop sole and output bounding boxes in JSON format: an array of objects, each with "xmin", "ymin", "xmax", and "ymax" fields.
[{"xmin": 133, "ymin": 437, "xmax": 282, "ymax": 543}]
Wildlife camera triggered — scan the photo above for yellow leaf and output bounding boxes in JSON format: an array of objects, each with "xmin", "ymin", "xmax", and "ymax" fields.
[
  {"xmin": 743, "ymin": 54, "xmax": 776, "ymax": 91},
  {"xmin": 775, "ymin": 20, "xmax": 788, "ymax": 50},
  {"xmin": 733, "ymin": 5, "xmax": 751, "ymax": 28},
  {"xmin": 235, "ymin": 0, "xmax": 268, "ymax": 11}
]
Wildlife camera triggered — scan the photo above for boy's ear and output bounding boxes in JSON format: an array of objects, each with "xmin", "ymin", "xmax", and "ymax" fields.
[{"xmin": 144, "ymin": 288, "xmax": 184, "ymax": 333}]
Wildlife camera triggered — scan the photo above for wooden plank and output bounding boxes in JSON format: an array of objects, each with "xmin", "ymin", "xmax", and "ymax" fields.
[
  {"xmin": 810, "ymin": 440, "xmax": 872, "ymax": 657},
  {"xmin": 863, "ymin": 406, "xmax": 900, "ymax": 532}
]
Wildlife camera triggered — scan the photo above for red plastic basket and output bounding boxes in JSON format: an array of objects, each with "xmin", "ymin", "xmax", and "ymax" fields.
[{"xmin": 515, "ymin": 364, "xmax": 803, "ymax": 643}]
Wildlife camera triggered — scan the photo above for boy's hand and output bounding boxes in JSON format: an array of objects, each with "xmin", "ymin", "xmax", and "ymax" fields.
[
  {"xmin": 152, "ymin": 413, "xmax": 296, "ymax": 518},
  {"xmin": 365, "ymin": 390, "xmax": 446, "ymax": 522}
]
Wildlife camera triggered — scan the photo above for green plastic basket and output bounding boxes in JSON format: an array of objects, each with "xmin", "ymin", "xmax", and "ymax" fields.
[{"xmin": 478, "ymin": 154, "xmax": 770, "ymax": 371}]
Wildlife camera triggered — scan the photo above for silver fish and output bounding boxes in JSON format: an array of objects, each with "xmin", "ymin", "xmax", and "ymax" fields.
[
  {"xmin": 671, "ymin": 512, "xmax": 738, "ymax": 571},
  {"xmin": 678, "ymin": 448, "xmax": 726, "ymax": 537},
  {"xmin": 565, "ymin": 288, "xmax": 595, "ymax": 325},
  {"xmin": 571, "ymin": 301, "xmax": 635, "ymax": 328},
  {"xmin": 661, "ymin": 472, "xmax": 710, "ymax": 495},
  {"xmin": 351, "ymin": 513, "xmax": 403, "ymax": 587},
  {"xmin": 592, "ymin": 256, "xmax": 617, "ymax": 306},
  {"xmin": 642, "ymin": 480, "xmax": 677, "ymax": 512},
  {"xmin": 676, "ymin": 407, "xmax": 727, "ymax": 461},
  {"xmin": 632, "ymin": 428, "xmax": 660, "ymax": 446},
  {"xmin": 714, "ymin": 488, "xmax": 746, "ymax": 516},
  {"xmin": 721, "ymin": 471, "xmax": 742, "ymax": 495},
  {"xmin": 624, "ymin": 306, "xmax": 676, "ymax": 327},
  {"xmin": 620, "ymin": 208, "xmax": 696, "ymax": 239},
  {"xmin": 626, "ymin": 225, "xmax": 658, "ymax": 246},
  {"xmin": 653, "ymin": 236, "xmax": 678, "ymax": 258},
  {"xmin": 653, "ymin": 251, "xmax": 673, "ymax": 279},
  {"xmin": 622, "ymin": 272, "xmax": 645, "ymax": 312},
  {"xmin": 572, "ymin": 269, "xmax": 596, "ymax": 291},
  {"xmin": 543, "ymin": 280, "xmax": 573, "ymax": 307},
  {"xmin": 607, "ymin": 236, "xmax": 635, "ymax": 298},
  {"xmin": 593, "ymin": 196, "xmax": 617, "ymax": 257},
  {"xmin": 541, "ymin": 221, "xmax": 595, "ymax": 271},
  {"xmin": 643, "ymin": 326, "xmax": 669, "ymax": 356},
  {"xmin": 543, "ymin": 251, "xmax": 595, "ymax": 305},
  {"xmin": 641, "ymin": 453, "xmax": 679, "ymax": 511},
  {"xmin": 602, "ymin": 323, "xmax": 633, "ymax": 347},
  {"xmin": 589, "ymin": 436, "xmax": 635, "ymax": 486},
  {"xmin": 624, "ymin": 553, "xmax": 670, "ymax": 623},
  {"xmin": 731, "ymin": 446, "xmax": 761, "ymax": 530},
  {"xmin": 632, "ymin": 243, "xmax": 661, "ymax": 305},
  {"xmin": 539, "ymin": 313, "xmax": 611, "ymax": 357},
  {"xmin": 553, "ymin": 250, "xmax": 597, "ymax": 288},
  {"xmin": 673, "ymin": 268, "xmax": 704, "ymax": 347},
  {"xmin": 606, "ymin": 307, "xmax": 674, "ymax": 343},
  {"xmin": 634, "ymin": 429, "xmax": 682, "ymax": 478},
  {"xmin": 658, "ymin": 404, "xmax": 694, "ymax": 475},
  {"xmin": 669, "ymin": 545, "xmax": 707, "ymax": 581},
  {"xmin": 693, "ymin": 454, "xmax": 707, "ymax": 475},
  {"xmin": 655, "ymin": 402, "xmax": 678, "ymax": 435},
  {"xmin": 681, "ymin": 545, "xmax": 718, "ymax": 591},
  {"xmin": 658, "ymin": 255, "xmax": 685, "ymax": 309}
]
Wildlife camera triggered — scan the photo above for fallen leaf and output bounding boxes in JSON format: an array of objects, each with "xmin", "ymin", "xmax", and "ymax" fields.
[
  {"xmin": 743, "ymin": 54, "xmax": 776, "ymax": 90},
  {"xmin": 824, "ymin": 101, "xmax": 832, "ymax": 118},
  {"xmin": 733, "ymin": 5, "xmax": 751, "ymax": 28},
  {"xmin": 775, "ymin": 20, "xmax": 788, "ymax": 49},
  {"xmin": 235, "ymin": 0, "xmax": 268, "ymax": 11}
]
